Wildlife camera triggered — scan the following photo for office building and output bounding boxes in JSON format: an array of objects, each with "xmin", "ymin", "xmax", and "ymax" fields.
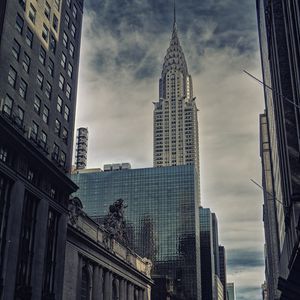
[
  {"xmin": 0, "ymin": 0, "xmax": 84, "ymax": 298},
  {"xmin": 153, "ymin": 7, "xmax": 199, "ymax": 170},
  {"xmin": 63, "ymin": 197, "xmax": 153, "ymax": 300},
  {"xmin": 257, "ymin": 0, "xmax": 300, "ymax": 297},
  {"xmin": 226, "ymin": 283, "xmax": 235, "ymax": 300},
  {"xmin": 75, "ymin": 127, "xmax": 88, "ymax": 169},
  {"xmin": 219, "ymin": 246, "xmax": 227, "ymax": 300},
  {"xmin": 199, "ymin": 208, "xmax": 215, "ymax": 300},
  {"xmin": 199, "ymin": 207, "xmax": 225, "ymax": 300},
  {"xmin": 72, "ymin": 164, "xmax": 201, "ymax": 300}
]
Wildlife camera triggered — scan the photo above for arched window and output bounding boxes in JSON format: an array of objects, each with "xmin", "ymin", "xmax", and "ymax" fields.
[{"xmin": 81, "ymin": 266, "xmax": 89, "ymax": 300}]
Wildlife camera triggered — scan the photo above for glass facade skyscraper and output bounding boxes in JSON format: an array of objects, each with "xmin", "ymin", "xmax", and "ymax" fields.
[{"xmin": 72, "ymin": 164, "xmax": 201, "ymax": 300}]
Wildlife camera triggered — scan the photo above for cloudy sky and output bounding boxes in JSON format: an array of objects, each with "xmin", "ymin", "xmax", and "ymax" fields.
[{"xmin": 75, "ymin": 0, "xmax": 265, "ymax": 299}]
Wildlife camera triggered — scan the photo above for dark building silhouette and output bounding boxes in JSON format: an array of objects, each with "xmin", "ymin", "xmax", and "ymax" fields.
[
  {"xmin": 219, "ymin": 246, "xmax": 227, "ymax": 300},
  {"xmin": 0, "ymin": 0, "xmax": 84, "ymax": 299},
  {"xmin": 200, "ymin": 207, "xmax": 226, "ymax": 300},
  {"xmin": 257, "ymin": 0, "xmax": 300, "ymax": 298}
]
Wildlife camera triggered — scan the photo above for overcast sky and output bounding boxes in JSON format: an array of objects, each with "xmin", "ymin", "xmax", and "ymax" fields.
[{"xmin": 75, "ymin": 0, "xmax": 265, "ymax": 299}]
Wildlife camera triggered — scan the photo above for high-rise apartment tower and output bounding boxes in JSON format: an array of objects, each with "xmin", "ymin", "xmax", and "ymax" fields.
[
  {"xmin": 153, "ymin": 8, "xmax": 199, "ymax": 169},
  {"xmin": 75, "ymin": 127, "xmax": 88, "ymax": 169}
]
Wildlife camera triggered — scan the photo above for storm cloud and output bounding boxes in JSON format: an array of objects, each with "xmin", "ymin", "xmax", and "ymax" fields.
[{"xmin": 75, "ymin": 0, "xmax": 265, "ymax": 299}]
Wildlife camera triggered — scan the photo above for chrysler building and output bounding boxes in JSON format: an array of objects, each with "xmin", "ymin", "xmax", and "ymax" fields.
[{"xmin": 153, "ymin": 8, "xmax": 200, "ymax": 169}]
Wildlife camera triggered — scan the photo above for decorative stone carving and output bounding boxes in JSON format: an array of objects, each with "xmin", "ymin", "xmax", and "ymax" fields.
[
  {"xmin": 68, "ymin": 196, "xmax": 83, "ymax": 226},
  {"xmin": 103, "ymin": 199, "xmax": 128, "ymax": 246}
]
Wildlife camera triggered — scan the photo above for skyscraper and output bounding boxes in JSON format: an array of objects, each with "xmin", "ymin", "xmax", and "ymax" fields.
[
  {"xmin": 219, "ymin": 246, "xmax": 227, "ymax": 300},
  {"xmin": 72, "ymin": 164, "xmax": 201, "ymax": 300},
  {"xmin": 227, "ymin": 283, "xmax": 235, "ymax": 300},
  {"xmin": 75, "ymin": 127, "xmax": 88, "ymax": 170},
  {"xmin": 199, "ymin": 208, "xmax": 215, "ymax": 300},
  {"xmin": 153, "ymin": 7, "xmax": 199, "ymax": 170},
  {"xmin": 257, "ymin": 0, "xmax": 300, "ymax": 298},
  {"xmin": 0, "ymin": 0, "xmax": 84, "ymax": 298}
]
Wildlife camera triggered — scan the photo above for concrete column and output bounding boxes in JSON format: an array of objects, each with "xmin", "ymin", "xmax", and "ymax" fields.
[
  {"xmin": 104, "ymin": 270, "xmax": 112, "ymax": 300},
  {"xmin": 76, "ymin": 256, "xmax": 83, "ymax": 300},
  {"xmin": 30, "ymin": 198, "xmax": 49, "ymax": 299},
  {"xmin": 2, "ymin": 180, "xmax": 25, "ymax": 300},
  {"xmin": 123, "ymin": 280, "xmax": 128, "ymax": 300},
  {"xmin": 92, "ymin": 265, "xmax": 100, "ymax": 300},
  {"xmin": 134, "ymin": 287, "xmax": 139, "ymax": 300},
  {"xmin": 115, "ymin": 278, "xmax": 120, "ymax": 300},
  {"xmin": 99, "ymin": 266, "xmax": 104, "ymax": 300},
  {"xmin": 138, "ymin": 289, "xmax": 144, "ymax": 300},
  {"xmin": 55, "ymin": 212, "xmax": 68, "ymax": 300},
  {"xmin": 119, "ymin": 279, "xmax": 126, "ymax": 300}
]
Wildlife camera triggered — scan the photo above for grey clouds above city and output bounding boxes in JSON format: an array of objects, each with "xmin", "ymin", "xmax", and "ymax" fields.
[{"xmin": 76, "ymin": 0, "xmax": 265, "ymax": 299}]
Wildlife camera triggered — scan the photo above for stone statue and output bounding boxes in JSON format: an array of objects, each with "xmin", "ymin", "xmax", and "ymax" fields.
[{"xmin": 103, "ymin": 199, "xmax": 128, "ymax": 245}]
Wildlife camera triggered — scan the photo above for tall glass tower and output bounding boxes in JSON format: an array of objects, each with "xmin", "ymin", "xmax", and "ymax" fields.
[{"xmin": 153, "ymin": 8, "xmax": 199, "ymax": 170}]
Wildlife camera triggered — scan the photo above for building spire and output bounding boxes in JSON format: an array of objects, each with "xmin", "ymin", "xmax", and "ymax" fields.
[{"xmin": 173, "ymin": 0, "xmax": 177, "ymax": 28}]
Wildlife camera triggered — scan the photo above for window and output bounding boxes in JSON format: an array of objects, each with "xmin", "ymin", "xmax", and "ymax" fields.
[
  {"xmin": 43, "ymin": 207, "xmax": 59, "ymax": 295},
  {"xmin": 22, "ymin": 52, "xmax": 30, "ymax": 73},
  {"xmin": 70, "ymin": 23, "xmax": 76, "ymax": 38},
  {"xmin": 61, "ymin": 52, "xmax": 66, "ymax": 68},
  {"xmin": 12, "ymin": 39, "xmax": 21, "ymax": 60},
  {"xmin": 16, "ymin": 106, "xmax": 24, "ymax": 126},
  {"xmin": 15, "ymin": 193, "xmax": 37, "ymax": 296},
  {"xmin": 65, "ymin": 13, "xmax": 70, "ymax": 27},
  {"xmin": 63, "ymin": 32, "xmax": 68, "ymax": 48},
  {"xmin": 19, "ymin": 79, "xmax": 27, "ymax": 99},
  {"xmin": 15, "ymin": 14, "xmax": 24, "ymax": 33},
  {"xmin": 62, "ymin": 128, "xmax": 68, "ymax": 143},
  {"xmin": 59, "ymin": 74, "xmax": 65, "ymax": 90},
  {"xmin": 55, "ymin": 0, "xmax": 60, "ymax": 11},
  {"xmin": 57, "ymin": 96, "xmax": 63, "ymax": 112},
  {"xmin": 39, "ymin": 47, "xmax": 46, "ymax": 65},
  {"xmin": 29, "ymin": 4, "xmax": 36, "ymax": 24},
  {"xmin": 66, "ymin": 84, "xmax": 71, "ymax": 99},
  {"xmin": 25, "ymin": 28, "xmax": 33, "ymax": 47},
  {"xmin": 3, "ymin": 95, "xmax": 13, "ymax": 116},
  {"xmin": 19, "ymin": 0, "xmax": 26, "ymax": 10},
  {"xmin": 42, "ymin": 24, "xmax": 49, "ymax": 42},
  {"xmin": 55, "ymin": 119, "xmax": 61, "ymax": 135},
  {"xmin": 45, "ymin": 82, "xmax": 52, "ymax": 100},
  {"xmin": 50, "ymin": 35, "xmax": 56, "ymax": 53},
  {"xmin": 52, "ymin": 144, "xmax": 59, "ymax": 160},
  {"xmin": 42, "ymin": 106, "xmax": 49, "ymax": 124},
  {"xmin": 67, "ymin": 63, "xmax": 73, "ymax": 78},
  {"xmin": 34, "ymin": 95, "xmax": 41, "ymax": 114},
  {"xmin": 48, "ymin": 58, "xmax": 54, "ymax": 76},
  {"xmin": 45, "ymin": 2, "xmax": 51, "ymax": 19},
  {"xmin": 0, "ymin": 148, "xmax": 8, "ymax": 163},
  {"xmin": 31, "ymin": 122, "xmax": 39, "ymax": 140},
  {"xmin": 72, "ymin": 5, "xmax": 77, "ymax": 19},
  {"xmin": 60, "ymin": 151, "xmax": 66, "ymax": 167},
  {"xmin": 64, "ymin": 105, "xmax": 70, "ymax": 121},
  {"xmin": 40, "ymin": 131, "xmax": 47, "ymax": 148},
  {"xmin": 69, "ymin": 42, "xmax": 74, "ymax": 57},
  {"xmin": 8, "ymin": 67, "xmax": 17, "ymax": 88},
  {"xmin": 37, "ymin": 71, "xmax": 44, "ymax": 89},
  {"xmin": 53, "ymin": 15, "xmax": 58, "ymax": 32}
]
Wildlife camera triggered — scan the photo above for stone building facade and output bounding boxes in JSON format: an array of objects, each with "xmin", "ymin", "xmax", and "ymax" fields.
[{"xmin": 63, "ymin": 197, "xmax": 153, "ymax": 300}]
